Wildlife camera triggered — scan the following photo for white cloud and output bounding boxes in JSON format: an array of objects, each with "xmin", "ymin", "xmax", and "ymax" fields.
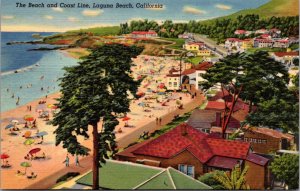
[
  {"xmin": 68, "ymin": 17, "xmax": 79, "ymax": 22},
  {"xmin": 183, "ymin": 6, "xmax": 207, "ymax": 15},
  {"xmin": 52, "ymin": 7, "xmax": 63, "ymax": 12},
  {"xmin": 44, "ymin": 15, "xmax": 53, "ymax": 20},
  {"xmin": 82, "ymin": 9, "xmax": 103, "ymax": 17},
  {"xmin": 2, "ymin": 15, "xmax": 15, "ymax": 19},
  {"xmin": 127, "ymin": 18, "xmax": 145, "ymax": 23},
  {"xmin": 215, "ymin": 4, "xmax": 232, "ymax": 10}
]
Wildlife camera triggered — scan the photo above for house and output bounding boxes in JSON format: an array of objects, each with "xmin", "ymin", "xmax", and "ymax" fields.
[
  {"xmin": 53, "ymin": 160, "xmax": 212, "ymax": 190},
  {"xmin": 260, "ymin": 34, "xmax": 272, "ymax": 39},
  {"xmin": 273, "ymin": 39, "xmax": 290, "ymax": 48},
  {"xmin": 241, "ymin": 39, "xmax": 253, "ymax": 50},
  {"xmin": 255, "ymin": 29, "xmax": 269, "ymax": 34},
  {"xmin": 224, "ymin": 38, "xmax": 242, "ymax": 49},
  {"xmin": 269, "ymin": 28, "xmax": 281, "ymax": 38},
  {"xmin": 197, "ymin": 49, "xmax": 211, "ymax": 56},
  {"xmin": 234, "ymin": 29, "xmax": 247, "ymax": 35},
  {"xmin": 253, "ymin": 38, "xmax": 273, "ymax": 48},
  {"xmin": 178, "ymin": 33, "xmax": 193, "ymax": 39},
  {"xmin": 166, "ymin": 68, "xmax": 180, "ymax": 90},
  {"xmin": 183, "ymin": 42, "xmax": 205, "ymax": 51},
  {"xmin": 131, "ymin": 30, "xmax": 158, "ymax": 38},
  {"xmin": 242, "ymin": 127, "xmax": 295, "ymax": 154},
  {"xmin": 116, "ymin": 124, "xmax": 271, "ymax": 189},
  {"xmin": 272, "ymin": 51, "xmax": 299, "ymax": 66},
  {"xmin": 194, "ymin": 62, "xmax": 213, "ymax": 90}
]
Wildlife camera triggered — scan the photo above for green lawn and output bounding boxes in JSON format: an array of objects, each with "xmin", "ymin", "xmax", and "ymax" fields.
[
  {"xmin": 159, "ymin": 38, "xmax": 185, "ymax": 50},
  {"xmin": 187, "ymin": 56, "xmax": 203, "ymax": 65},
  {"xmin": 289, "ymin": 43, "xmax": 299, "ymax": 50}
]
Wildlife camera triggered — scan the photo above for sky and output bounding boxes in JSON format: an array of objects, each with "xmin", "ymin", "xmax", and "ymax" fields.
[{"xmin": 1, "ymin": 0, "xmax": 270, "ymax": 32}]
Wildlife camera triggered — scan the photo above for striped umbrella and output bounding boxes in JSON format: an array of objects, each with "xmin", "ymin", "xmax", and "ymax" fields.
[{"xmin": 24, "ymin": 115, "xmax": 34, "ymax": 122}]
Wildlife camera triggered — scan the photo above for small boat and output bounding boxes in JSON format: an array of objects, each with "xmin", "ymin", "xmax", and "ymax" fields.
[{"xmin": 14, "ymin": 70, "xmax": 18, "ymax": 73}]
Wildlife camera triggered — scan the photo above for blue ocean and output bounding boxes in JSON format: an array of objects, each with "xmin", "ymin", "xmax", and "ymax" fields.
[{"xmin": 1, "ymin": 32, "xmax": 78, "ymax": 112}]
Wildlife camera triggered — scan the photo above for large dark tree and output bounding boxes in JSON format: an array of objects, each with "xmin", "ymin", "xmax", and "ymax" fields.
[
  {"xmin": 52, "ymin": 44, "xmax": 143, "ymax": 189},
  {"xmin": 269, "ymin": 154, "xmax": 299, "ymax": 189},
  {"xmin": 200, "ymin": 51, "xmax": 289, "ymax": 138},
  {"xmin": 245, "ymin": 72, "xmax": 299, "ymax": 133}
]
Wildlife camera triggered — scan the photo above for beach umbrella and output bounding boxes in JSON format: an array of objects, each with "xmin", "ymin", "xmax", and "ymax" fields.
[
  {"xmin": 24, "ymin": 115, "xmax": 34, "ymax": 122},
  {"xmin": 47, "ymin": 104, "xmax": 58, "ymax": 110},
  {"xmin": 5, "ymin": 124, "xmax": 14, "ymax": 129},
  {"xmin": 23, "ymin": 131, "xmax": 32, "ymax": 138},
  {"xmin": 20, "ymin": 162, "xmax": 31, "ymax": 174},
  {"xmin": 138, "ymin": 102, "xmax": 145, "ymax": 107},
  {"xmin": 158, "ymin": 83, "xmax": 165, "ymax": 89},
  {"xmin": 122, "ymin": 116, "xmax": 131, "ymax": 121},
  {"xmin": 29, "ymin": 148, "xmax": 41, "ymax": 155},
  {"xmin": 24, "ymin": 138, "xmax": 35, "ymax": 146},
  {"xmin": 1, "ymin": 154, "xmax": 9, "ymax": 163},
  {"xmin": 11, "ymin": 120, "xmax": 19, "ymax": 124},
  {"xmin": 35, "ymin": 131, "xmax": 48, "ymax": 137}
]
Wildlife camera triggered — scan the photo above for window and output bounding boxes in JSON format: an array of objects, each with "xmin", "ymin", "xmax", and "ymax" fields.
[
  {"xmin": 244, "ymin": 137, "xmax": 248, "ymax": 142},
  {"xmin": 178, "ymin": 164, "xmax": 195, "ymax": 177},
  {"xmin": 258, "ymin": 139, "xmax": 262, "ymax": 143},
  {"xmin": 169, "ymin": 82, "xmax": 172, "ymax": 86},
  {"xmin": 179, "ymin": 164, "xmax": 186, "ymax": 174},
  {"xmin": 253, "ymin": 138, "xmax": 257, "ymax": 143},
  {"xmin": 187, "ymin": 165, "xmax": 195, "ymax": 177},
  {"xmin": 174, "ymin": 82, "xmax": 177, "ymax": 86}
]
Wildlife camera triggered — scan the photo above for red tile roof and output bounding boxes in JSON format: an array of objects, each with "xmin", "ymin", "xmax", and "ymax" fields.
[
  {"xmin": 274, "ymin": 52, "xmax": 299, "ymax": 57},
  {"xmin": 246, "ymin": 153, "xmax": 269, "ymax": 166},
  {"xmin": 128, "ymin": 123, "xmax": 251, "ymax": 163},
  {"xmin": 194, "ymin": 62, "xmax": 213, "ymax": 71},
  {"xmin": 244, "ymin": 127, "xmax": 294, "ymax": 141},
  {"xmin": 255, "ymin": 38, "xmax": 273, "ymax": 43},
  {"xmin": 260, "ymin": 34, "xmax": 271, "ymax": 38},
  {"xmin": 182, "ymin": 68, "xmax": 196, "ymax": 75},
  {"xmin": 207, "ymin": 156, "xmax": 240, "ymax": 169},
  {"xmin": 205, "ymin": 101, "xmax": 225, "ymax": 111},
  {"xmin": 227, "ymin": 38, "xmax": 242, "ymax": 42},
  {"xmin": 206, "ymin": 138, "xmax": 249, "ymax": 159},
  {"xmin": 235, "ymin": 30, "xmax": 246, "ymax": 34}
]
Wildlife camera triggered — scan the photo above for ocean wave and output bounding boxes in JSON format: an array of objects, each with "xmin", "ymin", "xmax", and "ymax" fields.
[{"xmin": 1, "ymin": 63, "xmax": 41, "ymax": 76}]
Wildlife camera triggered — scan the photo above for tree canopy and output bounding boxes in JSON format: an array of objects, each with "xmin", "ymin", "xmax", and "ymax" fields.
[
  {"xmin": 269, "ymin": 154, "xmax": 299, "ymax": 189},
  {"xmin": 200, "ymin": 51, "xmax": 290, "ymax": 136},
  {"xmin": 52, "ymin": 44, "xmax": 143, "ymax": 189}
]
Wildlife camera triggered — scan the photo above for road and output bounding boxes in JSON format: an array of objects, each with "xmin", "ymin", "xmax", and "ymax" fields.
[{"xmin": 193, "ymin": 34, "xmax": 228, "ymax": 57}]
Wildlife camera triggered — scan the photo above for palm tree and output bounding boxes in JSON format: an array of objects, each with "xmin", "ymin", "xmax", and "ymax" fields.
[{"xmin": 213, "ymin": 164, "xmax": 250, "ymax": 190}]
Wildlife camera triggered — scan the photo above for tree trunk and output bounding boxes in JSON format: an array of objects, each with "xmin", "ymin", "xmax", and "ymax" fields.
[
  {"xmin": 249, "ymin": 100, "xmax": 253, "ymax": 113},
  {"xmin": 221, "ymin": 86, "xmax": 243, "ymax": 139},
  {"xmin": 92, "ymin": 123, "xmax": 99, "ymax": 190}
]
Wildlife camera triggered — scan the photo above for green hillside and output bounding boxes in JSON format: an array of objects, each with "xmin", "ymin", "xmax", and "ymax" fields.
[
  {"xmin": 67, "ymin": 26, "xmax": 120, "ymax": 36},
  {"xmin": 202, "ymin": 0, "xmax": 299, "ymax": 24}
]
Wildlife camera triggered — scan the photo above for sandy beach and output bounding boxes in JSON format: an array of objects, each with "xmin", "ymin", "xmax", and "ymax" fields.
[{"xmin": 1, "ymin": 52, "xmax": 204, "ymax": 189}]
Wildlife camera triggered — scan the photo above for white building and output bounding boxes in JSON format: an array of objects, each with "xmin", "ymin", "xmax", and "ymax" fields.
[
  {"xmin": 194, "ymin": 62, "xmax": 213, "ymax": 90},
  {"xmin": 253, "ymin": 38, "xmax": 273, "ymax": 48},
  {"xmin": 272, "ymin": 51, "xmax": 299, "ymax": 67},
  {"xmin": 225, "ymin": 38, "xmax": 242, "ymax": 49},
  {"xmin": 166, "ymin": 68, "xmax": 180, "ymax": 90}
]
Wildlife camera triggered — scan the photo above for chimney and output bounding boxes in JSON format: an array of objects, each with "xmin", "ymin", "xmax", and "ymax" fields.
[
  {"xmin": 181, "ymin": 124, "xmax": 188, "ymax": 136},
  {"xmin": 216, "ymin": 112, "xmax": 222, "ymax": 127}
]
